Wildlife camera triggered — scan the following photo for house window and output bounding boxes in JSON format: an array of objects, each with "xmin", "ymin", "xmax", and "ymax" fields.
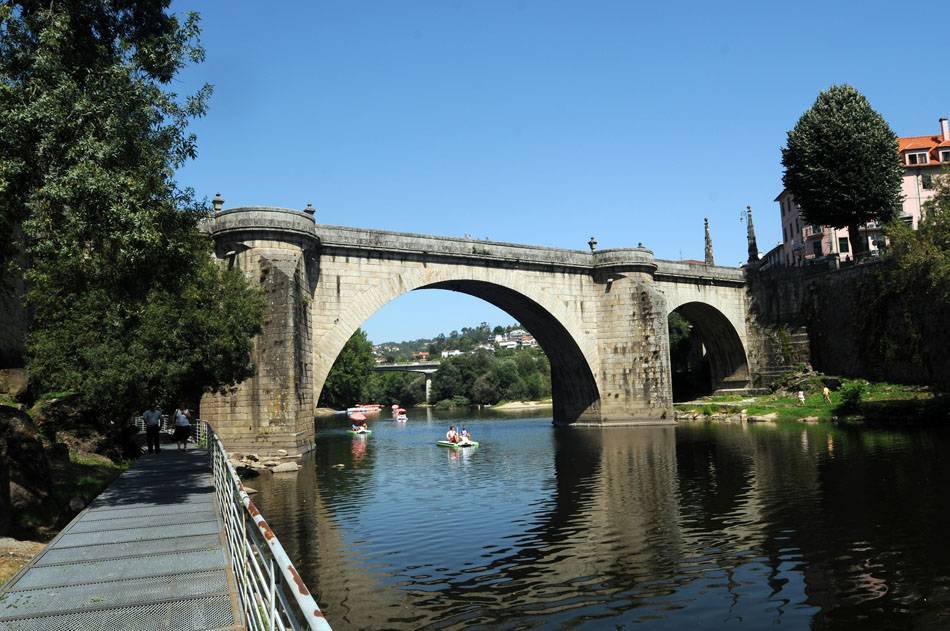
[
  {"xmin": 941, "ymin": 150, "xmax": 950, "ymax": 163},
  {"xmin": 906, "ymin": 151, "xmax": 928, "ymax": 165},
  {"xmin": 812, "ymin": 241, "xmax": 822, "ymax": 256},
  {"xmin": 783, "ymin": 226, "xmax": 787, "ymax": 241},
  {"xmin": 922, "ymin": 173, "xmax": 934, "ymax": 190},
  {"xmin": 839, "ymin": 237, "xmax": 849, "ymax": 253}
]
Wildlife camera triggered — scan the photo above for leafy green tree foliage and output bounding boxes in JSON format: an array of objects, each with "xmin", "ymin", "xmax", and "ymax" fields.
[
  {"xmin": 28, "ymin": 261, "xmax": 263, "ymax": 415},
  {"xmin": 319, "ymin": 329, "xmax": 375, "ymax": 409},
  {"xmin": 885, "ymin": 172, "xmax": 950, "ymax": 301},
  {"xmin": 364, "ymin": 371, "xmax": 426, "ymax": 407},
  {"xmin": 668, "ymin": 312, "xmax": 692, "ymax": 366},
  {"xmin": 1, "ymin": 2, "xmax": 262, "ymax": 420},
  {"xmin": 782, "ymin": 85, "xmax": 903, "ymax": 256},
  {"xmin": 868, "ymin": 171, "xmax": 950, "ymax": 389},
  {"xmin": 432, "ymin": 347, "xmax": 551, "ymax": 405}
]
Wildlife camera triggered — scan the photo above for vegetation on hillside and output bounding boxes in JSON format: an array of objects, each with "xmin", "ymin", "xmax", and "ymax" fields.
[
  {"xmin": 319, "ymin": 326, "xmax": 552, "ymax": 409},
  {"xmin": 375, "ymin": 322, "xmax": 523, "ymax": 362},
  {"xmin": 0, "ymin": 2, "xmax": 263, "ymax": 422},
  {"xmin": 782, "ymin": 85, "xmax": 903, "ymax": 256}
]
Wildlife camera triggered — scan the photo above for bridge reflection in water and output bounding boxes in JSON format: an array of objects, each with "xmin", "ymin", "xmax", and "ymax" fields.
[{"xmin": 249, "ymin": 413, "xmax": 950, "ymax": 629}]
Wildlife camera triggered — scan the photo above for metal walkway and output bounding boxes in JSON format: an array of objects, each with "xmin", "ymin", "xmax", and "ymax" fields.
[{"xmin": 0, "ymin": 450, "xmax": 241, "ymax": 631}]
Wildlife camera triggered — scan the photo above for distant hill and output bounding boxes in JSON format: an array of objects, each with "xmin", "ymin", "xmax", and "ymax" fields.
[{"xmin": 373, "ymin": 322, "xmax": 528, "ymax": 362}]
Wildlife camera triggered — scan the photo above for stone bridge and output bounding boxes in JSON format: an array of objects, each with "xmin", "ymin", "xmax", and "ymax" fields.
[{"xmin": 201, "ymin": 207, "xmax": 758, "ymax": 454}]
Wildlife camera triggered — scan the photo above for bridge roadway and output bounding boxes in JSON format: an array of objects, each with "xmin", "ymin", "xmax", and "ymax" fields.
[{"xmin": 0, "ymin": 450, "xmax": 241, "ymax": 630}]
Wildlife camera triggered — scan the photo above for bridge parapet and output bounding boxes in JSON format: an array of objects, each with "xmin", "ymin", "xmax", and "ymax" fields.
[
  {"xmin": 654, "ymin": 259, "xmax": 746, "ymax": 285},
  {"xmin": 592, "ymin": 248, "xmax": 656, "ymax": 277},
  {"xmin": 205, "ymin": 206, "xmax": 316, "ymax": 240},
  {"xmin": 314, "ymin": 223, "xmax": 595, "ymax": 271}
]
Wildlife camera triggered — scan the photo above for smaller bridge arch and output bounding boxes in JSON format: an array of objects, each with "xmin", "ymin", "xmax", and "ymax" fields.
[
  {"xmin": 668, "ymin": 301, "xmax": 750, "ymax": 396},
  {"xmin": 654, "ymin": 263, "xmax": 752, "ymax": 397}
]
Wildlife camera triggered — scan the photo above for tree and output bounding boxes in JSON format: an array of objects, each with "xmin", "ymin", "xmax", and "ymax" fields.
[
  {"xmin": 782, "ymin": 85, "xmax": 903, "ymax": 256},
  {"xmin": 867, "ymin": 169, "xmax": 950, "ymax": 389},
  {"xmin": 1, "ymin": 2, "xmax": 262, "ymax": 421},
  {"xmin": 319, "ymin": 329, "xmax": 374, "ymax": 409}
]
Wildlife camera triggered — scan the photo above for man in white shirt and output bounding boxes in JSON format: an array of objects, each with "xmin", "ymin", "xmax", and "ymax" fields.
[{"xmin": 142, "ymin": 405, "xmax": 163, "ymax": 454}]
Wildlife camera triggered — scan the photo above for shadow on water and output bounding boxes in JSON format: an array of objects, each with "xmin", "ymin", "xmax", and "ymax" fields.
[{"xmin": 251, "ymin": 413, "xmax": 950, "ymax": 630}]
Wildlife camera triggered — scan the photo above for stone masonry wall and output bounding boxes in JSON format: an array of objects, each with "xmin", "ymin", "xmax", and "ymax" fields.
[
  {"xmin": 748, "ymin": 260, "xmax": 950, "ymax": 388},
  {"xmin": 200, "ymin": 237, "xmax": 315, "ymax": 454}
]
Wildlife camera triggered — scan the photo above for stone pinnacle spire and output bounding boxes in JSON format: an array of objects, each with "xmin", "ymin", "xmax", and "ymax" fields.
[
  {"xmin": 704, "ymin": 217, "xmax": 715, "ymax": 266},
  {"xmin": 746, "ymin": 205, "xmax": 759, "ymax": 263}
]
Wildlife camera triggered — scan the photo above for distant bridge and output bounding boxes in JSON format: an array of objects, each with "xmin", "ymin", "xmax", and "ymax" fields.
[
  {"xmin": 373, "ymin": 361, "xmax": 441, "ymax": 403},
  {"xmin": 373, "ymin": 361, "xmax": 441, "ymax": 374}
]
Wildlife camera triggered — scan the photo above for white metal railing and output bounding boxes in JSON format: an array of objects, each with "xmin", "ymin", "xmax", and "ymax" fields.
[
  {"xmin": 131, "ymin": 415, "xmax": 208, "ymax": 445},
  {"xmin": 204, "ymin": 421, "xmax": 332, "ymax": 631}
]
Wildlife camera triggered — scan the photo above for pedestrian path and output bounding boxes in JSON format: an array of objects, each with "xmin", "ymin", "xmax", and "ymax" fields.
[{"xmin": 0, "ymin": 450, "xmax": 241, "ymax": 630}]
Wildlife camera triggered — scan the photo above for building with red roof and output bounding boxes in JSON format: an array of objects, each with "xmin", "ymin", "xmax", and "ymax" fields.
[{"xmin": 774, "ymin": 117, "xmax": 949, "ymax": 266}]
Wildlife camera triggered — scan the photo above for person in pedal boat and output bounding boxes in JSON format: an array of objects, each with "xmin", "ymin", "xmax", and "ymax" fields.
[
  {"xmin": 459, "ymin": 427, "xmax": 472, "ymax": 445},
  {"xmin": 352, "ymin": 420, "xmax": 368, "ymax": 431},
  {"xmin": 446, "ymin": 426, "xmax": 459, "ymax": 443}
]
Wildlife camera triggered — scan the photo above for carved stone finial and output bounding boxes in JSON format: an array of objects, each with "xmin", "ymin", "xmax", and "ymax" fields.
[
  {"xmin": 304, "ymin": 202, "xmax": 315, "ymax": 216},
  {"xmin": 704, "ymin": 217, "xmax": 715, "ymax": 266},
  {"xmin": 746, "ymin": 205, "xmax": 759, "ymax": 262},
  {"xmin": 212, "ymin": 192, "xmax": 225, "ymax": 214},
  {"xmin": 588, "ymin": 236, "xmax": 597, "ymax": 252}
]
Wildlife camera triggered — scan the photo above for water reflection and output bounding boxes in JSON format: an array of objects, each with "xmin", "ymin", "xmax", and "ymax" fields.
[{"xmin": 250, "ymin": 412, "xmax": 950, "ymax": 630}]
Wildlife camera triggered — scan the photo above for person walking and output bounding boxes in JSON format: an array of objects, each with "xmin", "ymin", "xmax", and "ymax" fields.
[
  {"xmin": 822, "ymin": 386, "xmax": 832, "ymax": 404},
  {"xmin": 142, "ymin": 404, "xmax": 163, "ymax": 455},
  {"xmin": 796, "ymin": 390, "xmax": 806, "ymax": 407},
  {"xmin": 173, "ymin": 404, "xmax": 192, "ymax": 451}
]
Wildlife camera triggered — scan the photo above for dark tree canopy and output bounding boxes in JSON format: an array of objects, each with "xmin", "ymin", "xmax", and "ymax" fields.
[
  {"xmin": 0, "ymin": 2, "xmax": 262, "ymax": 421},
  {"xmin": 319, "ymin": 329, "xmax": 375, "ymax": 409},
  {"xmin": 781, "ymin": 85, "xmax": 903, "ymax": 255}
]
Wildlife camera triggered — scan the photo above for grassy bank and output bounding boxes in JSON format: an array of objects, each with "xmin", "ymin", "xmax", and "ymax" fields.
[
  {"xmin": 675, "ymin": 380, "xmax": 944, "ymax": 423},
  {"xmin": 2, "ymin": 450, "xmax": 127, "ymax": 587},
  {"xmin": 13, "ymin": 451, "xmax": 128, "ymax": 541}
]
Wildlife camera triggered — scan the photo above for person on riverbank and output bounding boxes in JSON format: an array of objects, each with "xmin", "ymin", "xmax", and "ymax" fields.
[
  {"xmin": 822, "ymin": 386, "xmax": 832, "ymax": 404},
  {"xmin": 173, "ymin": 404, "xmax": 191, "ymax": 450},
  {"xmin": 797, "ymin": 390, "xmax": 806, "ymax": 406},
  {"xmin": 142, "ymin": 405, "xmax": 163, "ymax": 455},
  {"xmin": 446, "ymin": 426, "xmax": 459, "ymax": 443}
]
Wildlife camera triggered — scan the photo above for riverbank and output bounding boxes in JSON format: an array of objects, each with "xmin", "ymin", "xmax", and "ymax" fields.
[
  {"xmin": 675, "ymin": 379, "xmax": 945, "ymax": 424},
  {"xmin": 0, "ymin": 538, "xmax": 44, "ymax": 585},
  {"xmin": 491, "ymin": 399, "xmax": 553, "ymax": 411}
]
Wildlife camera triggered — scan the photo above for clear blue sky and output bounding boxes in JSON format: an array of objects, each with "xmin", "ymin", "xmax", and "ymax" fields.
[{"xmin": 173, "ymin": 0, "xmax": 949, "ymax": 344}]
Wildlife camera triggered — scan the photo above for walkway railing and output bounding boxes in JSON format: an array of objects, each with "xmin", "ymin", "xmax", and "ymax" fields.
[
  {"xmin": 204, "ymin": 421, "xmax": 332, "ymax": 631},
  {"xmin": 131, "ymin": 414, "xmax": 207, "ymax": 445}
]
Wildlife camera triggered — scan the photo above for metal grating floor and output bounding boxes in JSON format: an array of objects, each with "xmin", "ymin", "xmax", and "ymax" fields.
[{"xmin": 0, "ymin": 450, "xmax": 241, "ymax": 630}]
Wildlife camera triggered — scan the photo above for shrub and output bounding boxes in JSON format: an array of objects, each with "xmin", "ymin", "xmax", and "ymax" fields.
[{"xmin": 837, "ymin": 381, "xmax": 867, "ymax": 413}]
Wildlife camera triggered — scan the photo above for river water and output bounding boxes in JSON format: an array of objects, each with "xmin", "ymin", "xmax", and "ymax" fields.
[{"xmin": 250, "ymin": 408, "xmax": 950, "ymax": 630}]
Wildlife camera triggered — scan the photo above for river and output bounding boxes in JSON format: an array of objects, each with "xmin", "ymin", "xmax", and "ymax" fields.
[{"xmin": 250, "ymin": 407, "xmax": 950, "ymax": 630}]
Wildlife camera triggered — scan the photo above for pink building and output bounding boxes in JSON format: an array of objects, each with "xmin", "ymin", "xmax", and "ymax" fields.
[{"xmin": 775, "ymin": 117, "xmax": 950, "ymax": 265}]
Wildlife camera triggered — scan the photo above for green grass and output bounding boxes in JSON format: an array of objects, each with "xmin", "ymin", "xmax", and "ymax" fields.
[
  {"xmin": 675, "ymin": 380, "xmax": 937, "ymax": 423},
  {"xmin": 13, "ymin": 452, "xmax": 128, "ymax": 540},
  {"xmin": 35, "ymin": 390, "xmax": 75, "ymax": 402}
]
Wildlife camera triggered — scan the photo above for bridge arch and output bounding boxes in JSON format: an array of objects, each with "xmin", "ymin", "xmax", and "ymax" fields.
[
  {"xmin": 666, "ymin": 300, "xmax": 749, "ymax": 396},
  {"xmin": 312, "ymin": 266, "xmax": 602, "ymax": 424}
]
